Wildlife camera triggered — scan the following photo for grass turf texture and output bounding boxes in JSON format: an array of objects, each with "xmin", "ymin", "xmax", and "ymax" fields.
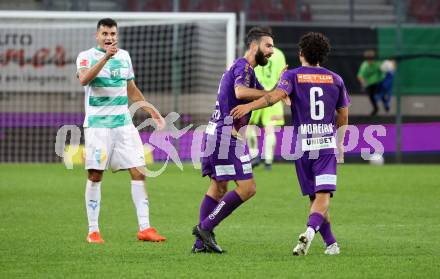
[{"xmin": 0, "ymin": 163, "xmax": 439, "ymax": 278}]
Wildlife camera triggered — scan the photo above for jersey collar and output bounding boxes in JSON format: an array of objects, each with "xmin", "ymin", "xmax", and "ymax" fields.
[{"xmin": 95, "ymin": 47, "xmax": 106, "ymax": 53}]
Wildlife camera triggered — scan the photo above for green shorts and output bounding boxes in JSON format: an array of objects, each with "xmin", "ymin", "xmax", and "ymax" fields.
[{"xmin": 249, "ymin": 101, "xmax": 285, "ymax": 126}]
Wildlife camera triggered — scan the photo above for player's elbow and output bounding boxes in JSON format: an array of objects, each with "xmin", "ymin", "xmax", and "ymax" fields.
[
  {"xmin": 235, "ymin": 91, "xmax": 245, "ymax": 100},
  {"xmin": 234, "ymin": 87, "xmax": 249, "ymax": 100},
  {"xmin": 336, "ymin": 108, "xmax": 349, "ymax": 125},
  {"xmin": 79, "ymin": 77, "xmax": 89, "ymax": 86}
]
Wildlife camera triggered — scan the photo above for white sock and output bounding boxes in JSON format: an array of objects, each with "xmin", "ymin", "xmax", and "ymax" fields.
[
  {"xmin": 131, "ymin": 180, "xmax": 150, "ymax": 231},
  {"xmin": 263, "ymin": 130, "xmax": 276, "ymax": 165},
  {"xmin": 85, "ymin": 179, "xmax": 101, "ymax": 233},
  {"xmin": 306, "ymin": 227, "xmax": 316, "ymax": 241},
  {"xmin": 246, "ymin": 126, "xmax": 259, "ymax": 159}
]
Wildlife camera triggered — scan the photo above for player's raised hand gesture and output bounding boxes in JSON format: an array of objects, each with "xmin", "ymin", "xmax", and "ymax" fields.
[
  {"xmin": 230, "ymin": 104, "xmax": 251, "ymax": 119},
  {"xmin": 105, "ymin": 42, "xmax": 118, "ymax": 59}
]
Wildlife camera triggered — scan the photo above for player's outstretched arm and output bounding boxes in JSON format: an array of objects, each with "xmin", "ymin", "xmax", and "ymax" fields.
[
  {"xmin": 234, "ymin": 86, "xmax": 267, "ymax": 101},
  {"xmin": 231, "ymin": 89, "xmax": 287, "ymax": 119},
  {"xmin": 127, "ymin": 80, "xmax": 165, "ymax": 130},
  {"xmin": 78, "ymin": 42, "xmax": 118, "ymax": 86},
  {"xmin": 336, "ymin": 106, "xmax": 349, "ymax": 163}
]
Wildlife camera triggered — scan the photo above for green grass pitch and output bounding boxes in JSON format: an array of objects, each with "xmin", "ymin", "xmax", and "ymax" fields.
[{"xmin": 1, "ymin": 163, "xmax": 439, "ymax": 278}]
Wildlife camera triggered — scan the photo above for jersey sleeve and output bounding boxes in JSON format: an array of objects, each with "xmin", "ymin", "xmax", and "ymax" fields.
[
  {"xmin": 336, "ymin": 76, "xmax": 351, "ymax": 109},
  {"xmin": 234, "ymin": 62, "xmax": 253, "ymax": 88},
  {"xmin": 276, "ymin": 71, "xmax": 293, "ymax": 96},
  {"xmin": 76, "ymin": 51, "xmax": 90, "ymax": 74},
  {"xmin": 126, "ymin": 53, "xmax": 135, "ymax": 80}
]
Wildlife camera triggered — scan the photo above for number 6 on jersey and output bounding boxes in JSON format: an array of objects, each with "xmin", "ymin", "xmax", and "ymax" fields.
[{"xmin": 310, "ymin": 87, "xmax": 324, "ymax": 120}]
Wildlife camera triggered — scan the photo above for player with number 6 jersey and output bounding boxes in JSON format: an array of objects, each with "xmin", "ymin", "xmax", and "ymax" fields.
[{"xmin": 230, "ymin": 32, "xmax": 350, "ymax": 256}]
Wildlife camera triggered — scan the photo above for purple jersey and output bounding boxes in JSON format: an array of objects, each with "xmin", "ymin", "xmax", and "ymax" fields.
[
  {"xmin": 277, "ymin": 66, "xmax": 350, "ymax": 155},
  {"xmin": 206, "ymin": 58, "xmax": 263, "ymax": 138}
]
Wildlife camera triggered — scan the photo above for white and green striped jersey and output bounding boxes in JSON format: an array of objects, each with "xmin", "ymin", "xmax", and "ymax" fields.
[{"xmin": 76, "ymin": 47, "xmax": 135, "ymax": 128}]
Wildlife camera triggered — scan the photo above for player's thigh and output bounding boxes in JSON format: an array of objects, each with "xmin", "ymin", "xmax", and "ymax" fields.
[
  {"xmin": 111, "ymin": 125, "xmax": 145, "ymax": 170},
  {"xmin": 84, "ymin": 127, "xmax": 113, "ymax": 170}
]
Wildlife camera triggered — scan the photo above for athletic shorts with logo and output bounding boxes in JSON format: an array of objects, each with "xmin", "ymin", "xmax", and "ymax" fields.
[
  {"xmin": 84, "ymin": 124, "xmax": 145, "ymax": 171},
  {"xmin": 201, "ymin": 133, "xmax": 253, "ymax": 181},
  {"xmin": 295, "ymin": 153, "xmax": 337, "ymax": 197}
]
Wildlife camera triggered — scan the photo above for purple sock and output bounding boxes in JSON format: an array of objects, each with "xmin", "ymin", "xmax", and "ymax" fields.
[
  {"xmin": 195, "ymin": 195, "xmax": 219, "ymax": 248},
  {"xmin": 319, "ymin": 221, "xmax": 336, "ymax": 246},
  {"xmin": 307, "ymin": 212, "xmax": 325, "ymax": 232},
  {"xmin": 200, "ymin": 190, "xmax": 244, "ymax": 231}
]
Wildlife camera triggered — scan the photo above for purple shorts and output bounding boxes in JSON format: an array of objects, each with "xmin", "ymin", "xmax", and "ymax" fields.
[
  {"xmin": 201, "ymin": 133, "xmax": 253, "ymax": 181},
  {"xmin": 295, "ymin": 154, "xmax": 337, "ymax": 197}
]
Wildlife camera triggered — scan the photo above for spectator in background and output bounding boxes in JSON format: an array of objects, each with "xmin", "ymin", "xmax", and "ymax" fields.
[
  {"xmin": 357, "ymin": 50, "xmax": 384, "ymax": 116},
  {"xmin": 377, "ymin": 59, "xmax": 396, "ymax": 113}
]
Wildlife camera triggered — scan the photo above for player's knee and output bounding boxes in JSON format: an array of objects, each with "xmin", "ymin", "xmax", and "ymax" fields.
[
  {"xmin": 131, "ymin": 173, "xmax": 145, "ymax": 181},
  {"xmin": 88, "ymin": 170, "xmax": 103, "ymax": 182},
  {"xmin": 212, "ymin": 186, "xmax": 228, "ymax": 200},
  {"xmin": 218, "ymin": 186, "xmax": 227, "ymax": 198}
]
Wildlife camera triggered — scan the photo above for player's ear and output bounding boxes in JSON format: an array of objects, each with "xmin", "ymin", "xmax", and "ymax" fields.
[{"xmin": 250, "ymin": 40, "xmax": 258, "ymax": 53}]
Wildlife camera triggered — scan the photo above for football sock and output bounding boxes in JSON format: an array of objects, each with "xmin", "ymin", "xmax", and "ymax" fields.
[
  {"xmin": 85, "ymin": 179, "xmax": 101, "ymax": 233},
  {"xmin": 200, "ymin": 190, "xmax": 243, "ymax": 231},
  {"xmin": 131, "ymin": 180, "xmax": 150, "ymax": 231},
  {"xmin": 196, "ymin": 195, "xmax": 219, "ymax": 248},
  {"xmin": 263, "ymin": 129, "xmax": 276, "ymax": 165},
  {"xmin": 247, "ymin": 126, "xmax": 259, "ymax": 160},
  {"xmin": 319, "ymin": 221, "xmax": 337, "ymax": 246},
  {"xmin": 307, "ymin": 212, "xmax": 325, "ymax": 232}
]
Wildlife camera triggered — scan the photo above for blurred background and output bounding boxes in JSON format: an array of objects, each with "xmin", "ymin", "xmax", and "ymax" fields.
[{"xmin": 0, "ymin": 0, "xmax": 439, "ymax": 164}]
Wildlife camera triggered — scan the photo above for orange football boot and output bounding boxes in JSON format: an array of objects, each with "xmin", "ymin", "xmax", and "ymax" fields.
[
  {"xmin": 86, "ymin": 231, "xmax": 105, "ymax": 244},
  {"xmin": 137, "ymin": 227, "xmax": 166, "ymax": 242}
]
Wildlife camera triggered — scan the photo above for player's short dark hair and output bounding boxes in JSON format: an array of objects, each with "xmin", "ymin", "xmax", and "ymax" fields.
[
  {"xmin": 246, "ymin": 26, "xmax": 274, "ymax": 48},
  {"xmin": 298, "ymin": 32, "xmax": 331, "ymax": 66},
  {"xmin": 97, "ymin": 18, "xmax": 117, "ymax": 30}
]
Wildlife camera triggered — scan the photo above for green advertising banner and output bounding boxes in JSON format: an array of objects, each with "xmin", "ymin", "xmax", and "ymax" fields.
[{"xmin": 378, "ymin": 27, "xmax": 440, "ymax": 96}]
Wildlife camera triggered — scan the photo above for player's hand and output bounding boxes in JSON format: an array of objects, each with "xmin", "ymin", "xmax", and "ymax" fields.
[
  {"xmin": 105, "ymin": 42, "xmax": 118, "ymax": 59},
  {"xmin": 230, "ymin": 104, "xmax": 251, "ymax": 119},
  {"xmin": 336, "ymin": 144, "xmax": 344, "ymax": 164},
  {"xmin": 150, "ymin": 111, "xmax": 166, "ymax": 130},
  {"xmin": 277, "ymin": 65, "xmax": 290, "ymax": 105}
]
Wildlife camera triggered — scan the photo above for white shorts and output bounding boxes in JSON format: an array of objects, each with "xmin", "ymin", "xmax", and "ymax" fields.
[{"xmin": 84, "ymin": 124, "xmax": 145, "ymax": 171}]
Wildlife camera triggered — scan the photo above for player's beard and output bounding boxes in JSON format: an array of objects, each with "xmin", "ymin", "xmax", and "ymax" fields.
[{"xmin": 255, "ymin": 48, "xmax": 269, "ymax": 66}]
